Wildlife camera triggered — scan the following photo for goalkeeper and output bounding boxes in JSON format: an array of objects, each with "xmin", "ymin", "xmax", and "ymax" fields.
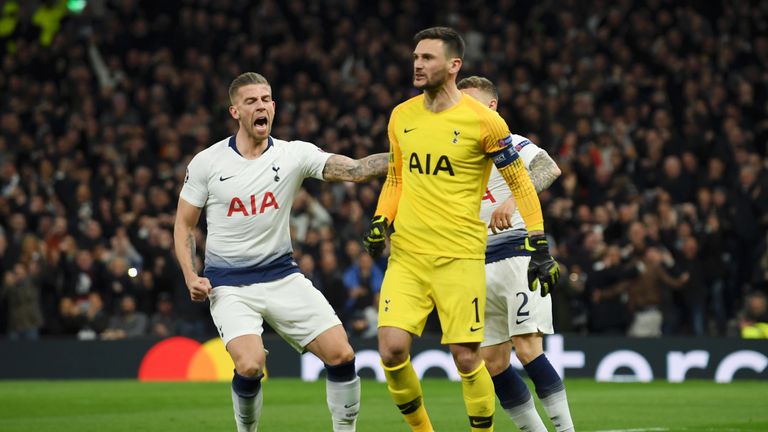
[{"xmin": 363, "ymin": 27, "xmax": 559, "ymax": 432}]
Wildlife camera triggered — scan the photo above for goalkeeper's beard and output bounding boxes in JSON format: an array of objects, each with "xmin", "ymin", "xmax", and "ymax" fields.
[{"xmin": 414, "ymin": 70, "xmax": 449, "ymax": 92}]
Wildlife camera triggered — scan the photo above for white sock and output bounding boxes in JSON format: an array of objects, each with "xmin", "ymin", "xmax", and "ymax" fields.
[
  {"xmin": 504, "ymin": 393, "xmax": 548, "ymax": 432},
  {"xmin": 231, "ymin": 386, "xmax": 263, "ymax": 432},
  {"xmin": 326, "ymin": 376, "xmax": 361, "ymax": 432},
  {"xmin": 540, "ymin": 389, "xmax": 574, "ymax": 432}
]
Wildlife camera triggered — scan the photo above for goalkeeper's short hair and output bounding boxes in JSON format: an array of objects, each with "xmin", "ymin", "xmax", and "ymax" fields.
[{"xmin": 414, "ymin": 26, "xmax": 465, "ymax": 59}]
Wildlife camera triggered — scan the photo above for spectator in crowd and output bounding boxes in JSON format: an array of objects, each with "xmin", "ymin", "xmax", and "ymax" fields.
[
  {"xmin": 298, "ymin": 253, "xmax": 321, "ymax": 291},
  {"xmin": 316, "ymin": 249, "xmax": 348, "ymax": 324},
  {"xmin": 342, "ymin": 251, "xmax": 382, "ymax": 338},
  {"xmin": 2, "ymin": 261, "xmax": 44, "ymax": 340},
  {"xmin": 101, "ymin": 295, "xmax": 148, "ymax": 340},
  {"xmin": 104, "ymin": 256, "xmax": 138, "ymax": 309},
  {"xmin": 291, "ymin": 189, "xmax": 333, "ymax": 245},
  {"xmin": 754, "ymin": 233, "xmax": 768, "ymax": 293},
  {"xmin": 56, "ymin": 292, "xmax": 109, "ymax": 339},
  {"xmin": 62, "ymin": 248, "xmax": 107, "ymax": 305},
  {"xmin": 149, "ymin": 291, "xmax": 177, "ymax": 338},
  {"xmin": 586, "ymin": 244, "xmax": 632, "ymax": 335},
  {"xmin": 673, "ymin": 237, "xmax": 707, "ymax": 335},
  {"xmin": 625, "ymin": 247, "xmax": 687, "ymax": 337},
  {"xmin": 731, "ymin": 291, "xmax": 768, "ymax": 339},
  {"xmin": 552, "ymin": 262, "xmax": 588, "ymax": 334}
]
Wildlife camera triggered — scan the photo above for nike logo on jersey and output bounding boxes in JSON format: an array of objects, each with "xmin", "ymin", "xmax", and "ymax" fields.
[
  {"xmin": 470, "ymin": 325, "xmax": 483, "ymax": 332},
  {"xmin": 516, "ymin": 318, "xmax": 530, "ymax": 325},
  {"xmin": 343, "ymin": 402, "xmax": 359, "ymax": 409},
  {"xmin": 219, "ymin": 175, "xmax": 235, "ymax": 181},
  {"xmin": 404, "ymin": 127, "xmax": 417, "ymax": 133}
]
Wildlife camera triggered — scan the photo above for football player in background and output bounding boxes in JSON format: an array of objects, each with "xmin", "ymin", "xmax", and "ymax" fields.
[
  {"xmin": 459, "ymin": 76, "xmax": 575, "ymax": 432},
  {"xmin": 174, "ymin": 72, "xmax": 388, "ymax": 432},
  {"xmin": 363, "ymin": 28, "xmax": 560, "ymax": 432}
]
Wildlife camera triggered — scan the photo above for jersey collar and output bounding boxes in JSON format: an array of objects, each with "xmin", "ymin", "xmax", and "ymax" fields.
[{"xmin": 228, "ymin": 135, "xmax": 274, "ymax": 157}]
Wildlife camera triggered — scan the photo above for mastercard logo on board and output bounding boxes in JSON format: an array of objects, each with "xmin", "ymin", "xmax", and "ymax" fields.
[{"xmin": 138, "ymin": 336, "xmax": 258, "ymax": 381}]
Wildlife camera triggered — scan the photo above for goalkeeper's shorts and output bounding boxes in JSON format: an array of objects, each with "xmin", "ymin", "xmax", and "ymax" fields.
[{"xmin": 378, "ymin": 247, "xmax": 486, "ymax": 344}]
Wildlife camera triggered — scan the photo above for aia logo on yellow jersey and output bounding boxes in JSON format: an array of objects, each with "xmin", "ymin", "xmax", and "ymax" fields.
[{"xmin": 408, "ymin": 153, "xmax": 455, "ymax": 176}]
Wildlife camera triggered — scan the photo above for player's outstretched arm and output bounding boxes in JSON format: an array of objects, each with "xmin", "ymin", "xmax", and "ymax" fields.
[
  {"xmin": 173, "ymin": 197, "xmax": 211, "ymax": 302},
  {"xmin": 322, "ymin": 153, "xmax": 389, "ymax": 182}
]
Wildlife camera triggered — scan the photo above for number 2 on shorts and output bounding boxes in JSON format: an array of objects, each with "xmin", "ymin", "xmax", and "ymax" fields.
[{"xmin": 516, "ymin": 292, "xmax": 529, "ymax": 317}]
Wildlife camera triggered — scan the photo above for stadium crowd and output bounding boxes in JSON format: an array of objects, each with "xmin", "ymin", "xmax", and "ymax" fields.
[{"xmin": 1, "ymin": 0, "xmax": 767, "ymax": 340}]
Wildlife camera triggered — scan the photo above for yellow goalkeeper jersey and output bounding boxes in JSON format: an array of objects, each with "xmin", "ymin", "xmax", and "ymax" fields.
[{"xmin": 375, "ymin": 93, "xmax": 523, "ymax": 259}]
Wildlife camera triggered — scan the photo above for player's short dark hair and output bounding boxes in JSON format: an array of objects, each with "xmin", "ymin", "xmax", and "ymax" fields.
[
  {"xmin": 414, "ymin": 27, "xmax": 465, "ymax": 59},
  {"xmin": 457, "ymin": 76, "xmax": 498, "ymax": 100},
  {"xmin": 228, "ymin": 72, "xmax": 270, "ymax": 104}
]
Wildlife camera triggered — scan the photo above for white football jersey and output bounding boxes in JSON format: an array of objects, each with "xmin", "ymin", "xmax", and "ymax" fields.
[
  {"xmin": 480, "ymin": 134, "xmax": 545, "ymax": 263},
  {"xmin": 180, "ymin": 135, "xmax": 331, "ymax": 287}
]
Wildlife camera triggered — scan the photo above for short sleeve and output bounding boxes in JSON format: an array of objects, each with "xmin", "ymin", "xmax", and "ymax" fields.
[
  {"xmin": 512, "ymin": 135, "xmax": 545, "ymax": 170},
  {"xmin": 292, "ymin": 140, "xmax": 333, "ymax": 180},
  {"xmin": 179, "ymin": 153, "xmax": 210, "ymax": 208}
]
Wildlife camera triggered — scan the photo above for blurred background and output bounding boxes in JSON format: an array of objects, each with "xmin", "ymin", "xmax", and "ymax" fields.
[{"xmin": 0, "ymin": 0, "xmax": 767, "ymax": 344}]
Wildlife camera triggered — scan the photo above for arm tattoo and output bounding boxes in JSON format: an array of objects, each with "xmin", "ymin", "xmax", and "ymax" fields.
[
  {"xmin": 186, "ymin": 232, "xmax": 196, "ymax": 272},
  {"xmin": 323, "ymin": 153, "xmax": 389, "ymax": 182},
  {"xmin": 361, "ymin": 153, "xmax": 389, "ymax": 179},
  {"xmin": 528, "ymin": 152, "xmax": 561, "ymax": 192}
]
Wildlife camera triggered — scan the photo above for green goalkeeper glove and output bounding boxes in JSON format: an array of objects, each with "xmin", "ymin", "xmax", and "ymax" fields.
[
  {"xmin": 525, "ymin": 235, "xmax": 560, "ymax": 297},
  {"xmin": 363, "ymin": 215, "xmax": 388, "ymax": 258}
]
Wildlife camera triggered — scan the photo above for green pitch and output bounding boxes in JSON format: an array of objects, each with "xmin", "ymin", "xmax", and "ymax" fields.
[{"xmin": 0, "ymin": 378, "xmax": 766, "ymax": 431}]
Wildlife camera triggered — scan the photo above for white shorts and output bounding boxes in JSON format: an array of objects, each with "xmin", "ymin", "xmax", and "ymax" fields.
[
  {"xmin": 209, "ymin": 273, "xmax": 341, "ymax": 352},
  {"xmin": 482, "ymin": 256, "xmax": 553, "ymax": 347}
]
